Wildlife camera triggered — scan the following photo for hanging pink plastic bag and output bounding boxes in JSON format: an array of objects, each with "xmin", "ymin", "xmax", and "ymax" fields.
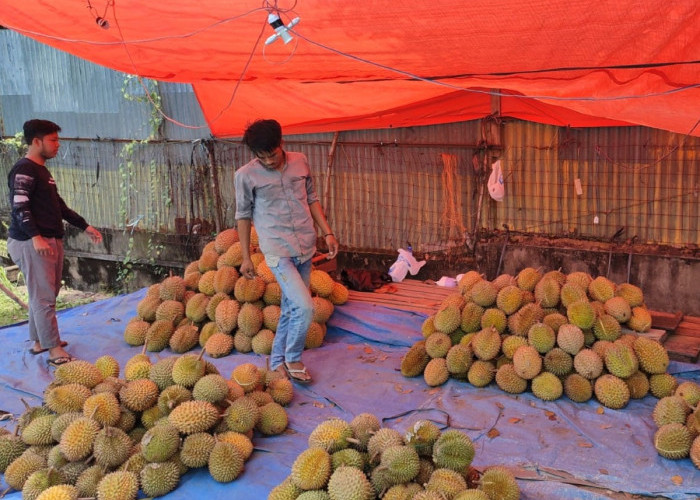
[{"xmin": 488, "ymin": 159, "xmax": 505, "ymax": 202}]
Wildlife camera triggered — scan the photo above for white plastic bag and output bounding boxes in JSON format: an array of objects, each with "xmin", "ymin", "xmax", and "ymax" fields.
[{"xmin": 388, "ymin": 248, "xmax": 427, "ymax": 282}]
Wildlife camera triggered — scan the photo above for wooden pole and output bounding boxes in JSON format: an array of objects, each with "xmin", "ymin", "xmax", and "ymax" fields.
[
  {"xmin": 323, "ymin": 131, "xmax": 340, "ymax": 210},
  {"xmin": 0, "ymin": 281, "xmax": 28, "ymax": 310}
]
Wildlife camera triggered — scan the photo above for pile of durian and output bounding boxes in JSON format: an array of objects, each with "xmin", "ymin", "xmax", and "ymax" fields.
[
  {"xmin": 402, "ymin": 268, "xmax": 674, "ymax": 410},
  {"xmin": 0, "ymin": 352, "xmax": 293, "ymax": 499},
  {"xmin": 651, "ymin": 379, "xmax": 700, "ymax": 468},
  {"xmin": 126, "ymin": 227, "xmax": 349, "ymax": 359},
  {"xmin": 269, "ymin": 414, "xmax": 520, "ymax": 500}
]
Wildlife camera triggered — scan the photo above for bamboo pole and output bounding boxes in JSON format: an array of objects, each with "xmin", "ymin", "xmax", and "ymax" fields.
[{"xmin": 0, "ymin": 282, "xmax": 28, "ymax": 310}]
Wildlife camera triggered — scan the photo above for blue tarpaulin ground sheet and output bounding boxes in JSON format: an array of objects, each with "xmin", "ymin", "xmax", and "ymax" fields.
[{"xmin": 1, "ymin": 289, "xmax": 699, "ymax": 499}]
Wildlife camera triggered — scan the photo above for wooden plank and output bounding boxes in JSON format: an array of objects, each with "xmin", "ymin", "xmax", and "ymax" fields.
[
  {"xmin": 675, "ymin": 322, "xmax": 700, "ymax": 338},
  {"xmin": 663, "ymin": 335, "xmax": 700, "ymax": 363},
  {"xmin": 649, "ymin": 310, "xmax": 683, "ymax": 331},
  {"xmin": 620, "ymin": 327, "xmax": 668, "ymax": 344},
  {"xmin": 682, "ymin": 315, "xmax": 700, "ymax": 325}
]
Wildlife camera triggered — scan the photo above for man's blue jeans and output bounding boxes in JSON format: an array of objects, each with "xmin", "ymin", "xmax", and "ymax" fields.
[{"xmin": 268, "ymin": 256, "xmax": 313, "ymax": 370}]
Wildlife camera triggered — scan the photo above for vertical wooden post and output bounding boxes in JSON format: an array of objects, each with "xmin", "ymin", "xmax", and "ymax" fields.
[
  {"xmin": 323, "ymin": 131, "xmax": 340, "ymax": 211},
  {"xmin": 204, "ymin": 139, "xmax": 224, "ymax": 233}
]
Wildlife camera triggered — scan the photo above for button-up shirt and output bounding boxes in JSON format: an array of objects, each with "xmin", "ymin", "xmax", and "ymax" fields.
[{"xmin": 234, "ymin": 151, "xmax": 319, "ymax": 266}]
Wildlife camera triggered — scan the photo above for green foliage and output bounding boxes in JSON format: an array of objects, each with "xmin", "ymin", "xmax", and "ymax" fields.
[{"xmin": 0, "ymin": 132, "xmax": 28, "ymax": 157}]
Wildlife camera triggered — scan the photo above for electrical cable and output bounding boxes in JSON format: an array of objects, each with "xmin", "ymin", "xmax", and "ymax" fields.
[{"xmin": 290, "ymin": 29, "xmax": 700, "ymax": 103}]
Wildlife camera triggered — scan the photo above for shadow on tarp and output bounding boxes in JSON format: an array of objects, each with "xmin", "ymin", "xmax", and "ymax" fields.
[{"xmin": 0, "ymin": 289, "xmax": 698, "ymax": 499}]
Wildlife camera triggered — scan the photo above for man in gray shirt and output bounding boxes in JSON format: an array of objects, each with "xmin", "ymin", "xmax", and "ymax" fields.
[{"xmin": 235, "ymin": 119, "xmax": 338, "ymax": 383}]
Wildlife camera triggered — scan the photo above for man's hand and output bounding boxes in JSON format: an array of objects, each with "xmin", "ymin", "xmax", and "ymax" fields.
[
  {"xmin": 85, "ymin": 226, "xmax": 103, "ymax": 244},
  {"xmin": 32, "ymin": 235, "xmax": 53, "ymax": 256},
  {"xmin": 239, "ymin": 257, "xmax": 256, "ymax": 279},
  {"xmin": 325, "ymin": 234, "xmax": 339, "ymax": 259}
]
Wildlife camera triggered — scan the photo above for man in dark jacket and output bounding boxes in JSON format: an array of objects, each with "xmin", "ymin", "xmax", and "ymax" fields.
[{"xmin": 7, "ymin": 119, "xmax": 102, "ymax": 366}]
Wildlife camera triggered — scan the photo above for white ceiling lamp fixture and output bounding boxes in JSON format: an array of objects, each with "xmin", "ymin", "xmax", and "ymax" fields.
[{"xmin": 264, "ymin": 13, "xmax": 300, "ymax": 45}]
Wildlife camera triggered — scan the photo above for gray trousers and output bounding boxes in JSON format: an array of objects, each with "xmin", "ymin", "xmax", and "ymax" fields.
[{"xmin": 7, "ymin": 237, "xmax": 64, "ymax": 349}]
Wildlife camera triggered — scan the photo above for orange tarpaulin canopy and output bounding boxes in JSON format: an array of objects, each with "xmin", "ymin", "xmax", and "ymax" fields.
[{"xmin": 0, "ymin": 0, "xmax": 698, "ymax": 137}]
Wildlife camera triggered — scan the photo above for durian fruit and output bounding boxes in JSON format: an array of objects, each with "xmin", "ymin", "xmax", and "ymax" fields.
[
  {"xmin": 512, "ymin": 345, "xmax": 542, "ymax": 380},
  {"xmin": 140, "ymin": 461, "xmax": 181, "ymax": 497},
  {"xmin": 632, "ymin": 337, "xmax": 669, "ymax": 375},
  {"xmin": 82, "ymin": 392, "xmax": 120, "ymax": 427},
  {"xmin": 35, "ymin": 484, "xmax": 79, "ymax": 500},
  {"xmin": 470, "ymin": 281, "xmax": 498, "ymax": 307},
  {"xmin": 424, "ymin": 467, "xmax": 467, "ymax": 498},
  {"xmin": 172, "ymin": 353, "xmax": 207, "ymax": 388},
  {"xmin": 453, "ymin": 490, "xmax": 489, "ymax": 500},
  {"xmin": 123, "ymin": 319, "xmax": 150, "ymax": 346},
  {"xmin": 588, "ymin": 276, "xmax": 615, "ymax": 302},
  {"xmin": 531, "ymin": 372, "xmax": 563, "ymax": 401},
  {"xmin": 432, "ymin": 430, "xmax": 474, "ymax": 472},
  {"xmin": 461, "ymin": 303, "xmax": 485, "ymax": 334},
  {"xmin": 543, "ymin": 348, "xmax": 573, "ymax": 377},
  {"xmin": 676, "ymin": 381, "xmax": 700, "ymax": 407},
  {"xmin": 223, "ymin": 396, "xmax": 261, "ymax": 434},
  {"xmin": 615, "ymin": 283, "xmax": 644, "ymax": 307},
  {"xmin": 564, "ymin": 373, "xmax": 593, "ymax": 403},
  {"xmin": 401, "ymin": 341, "xmax": 430, "ymax": 377},
  {"xmin": 327, "ymin": 466, "xmax": 374, "ymax": 500},
  {"xmin": 256, "ymin": 402, "xmax": 289, "ymax": 435},
  {"xmin": 119, "ymin": 378, "xmax": 160, "ymax": 412},
  {"xmin": 309, "ymin": 270, "xmax": 335, "ymax": 298},
  {"xmin": 92, "ymin": 427, "xmax": 132, "ymax": 468},
  {"xmin": 291, "ymin": 447, "xmax": 332, "ymax": 490},
  {"xmin": 604, "ymin": 296, "xmax": 632, "ymax": 323},
  {"xmin": 59, "ymin": 417, "xmax": 101, "ymax": 461},
  {"xmin": 627, "ymin": 306, "xmax": 652, "ymax": 333},
  {"xmin": 649, "ymin": 373, "xmax": 678, "ymax": 398},
  {"xmin": 367, "ymin": 428, "xmax": 404, "ymax": 465},
  {"xmin": 4, "ymin": 451, "xmax": 47, "ymax": 491},
  {"xmin": 654, "ymin": 423, "xmax": 692, "ymax": 459},
  {"xmin": 446, "ymin": 344, "xmax": 473, "ymax": 379},
  {"xmin": 231, "ymin": 363, "xmax": 263, "ymax": 392},
  {"xmin": 534, "ymin": 277, "xmax": 560, "ymax": 308},
  {"xmin": 603, "ymin": 342, "xmax": 638, "ymax": 379},
  {"xmin": 180, "ymin": 432, "xmax": 216, "ymax": 468},
  {"xmin": 21, "ymin": 414, "xmax": 57, "ymax": 446},
  {"xmin": 136, "ymin": 296, "xmax": 161, "ymax": 322},
  {"xmin": 653, "ymin": 396, "xmax": 691, "ymax": 427},
  {"xmin": 573, "ymin": 349, "xmax": 604, "ymax": 380},
  {"xmin": 690, "ymin": 435, "xmax": 700, "ymax": 469},
  {"xmin": 594, "ymin": 374, "xmax": 630, "ymax": 409},
  {"xmin": 309, "ymin": 419, "xmax": 354, "ymax": 453},
  {"xmin": 625, "ymin": 371, "xmax": 650, "ymax": 399},
  {"xmin": 22, "ymin": 466, "xmax": 66, "ymax": 500},
  {"xmin": 500, "ymin": 335, "xmax": 527, "ymax": 359},
  {"xmin": 169, "ymin": 400, "xmax": 220, "ymax": 434},
  {"xmin": 160, "ymin": 276, "xmax": 187, "ymax": 301},
  {"xmin": 471, "ymin": 327, "xmax": 501, "ymax": 361},
  {"xmin": 592, "ymin": 314, "xmax": 622, "ymax": 342},
  {"xmin": 467, "ymin": 360, "xmax": 495, "ymax": 387},
  {"xmin": 425, "ymin": 332, "xmax": 452, "ymax": 359},
  {"xmin": 141, "ymin": 423, "xmax": 180, "ymax": 463},
  {"xmin": 169, "ymin": 323, "xmax": 200, "ymax": 353},
  {"xmin": 404, "ymin": 420, "xmax": 441, "ymax": 458},
  {"xmin": 560, "ymin": 282, "xmax": 588, "ymax": 308},
  {"xmin": 94, "ymin": 355, "xmax": 120, "ymax": 379},
  {"xmin": 205, "ymin": 332, "xmax": 235, "ymax": 358},
  {"xmin": 566, "ymin": 300, "xmax": 595, "ymax": 330},
  {"xmin": 479, "ymin": 466, "xmax": 520, "ymax": 500},
  {"xmin": 349, "ymin": 413, "xmax": 381, "ymax": 451},
  {"xmin": 516, "ymin": 267, "xmax": 541, "ymax": 292},
  {"xmin": 155, "ymin": 300, "xmax": 185, "ymax": 324},
  {"xmin": 0, "ymin": 434, "xmax": 29, "ymax": 472},
  {"xmin": 495, "ymin": 364, "xmax": 527, "ymax": 394},
  {"xmin": 269, "ymin": 477, "xmax": 304, "ymax": 500},
  {"xmin": 252, "ymin": 329, "xmax": 275, "ymax": 355},
  {"xmin": 74, "ymin": 465, "xmax": 105, "ymax": 498},
  {"xmin": 149, "ymin": 357, "xmax": 177, "ymax": 391},
  {"xmin": 434, "ymin": 305, "xmax": 462, "ymax": 334},
  {"xmin": 329, "ymin": 282, "xmax": 350, "ymax": 305},
  {"xmin": 237, "ymin": 302, "xmax": 264, "ymax": 336},
  {"xmin": 192, "ymin": 374, "xmax": 230, "ymax": 404},
  {"xmin": 54, "ymin": 360, "xmax": 104, "ymax": 389},
  {"xmin": 377, "ymin": 445, "xmax": 420, "ymax": 484},
  {"xmin": 208, "ymin": 441, "xmax": 245, "ymax": 482},
  {"xmin": 527, "ymin": 323, "xmax": 556, "ymax": 354}
]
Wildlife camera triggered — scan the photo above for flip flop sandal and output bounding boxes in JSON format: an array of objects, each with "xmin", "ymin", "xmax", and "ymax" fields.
[
  {"xmin": 284, "ymin": 363, "xmax": 312, "ymax": 384},
  {"xmin": 29, "ymin": 341, "xmax": 69, "ymax": 355},
  {"xmin": 47, "ymin": 356, "xmax": 75, "ymax": 367}
]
